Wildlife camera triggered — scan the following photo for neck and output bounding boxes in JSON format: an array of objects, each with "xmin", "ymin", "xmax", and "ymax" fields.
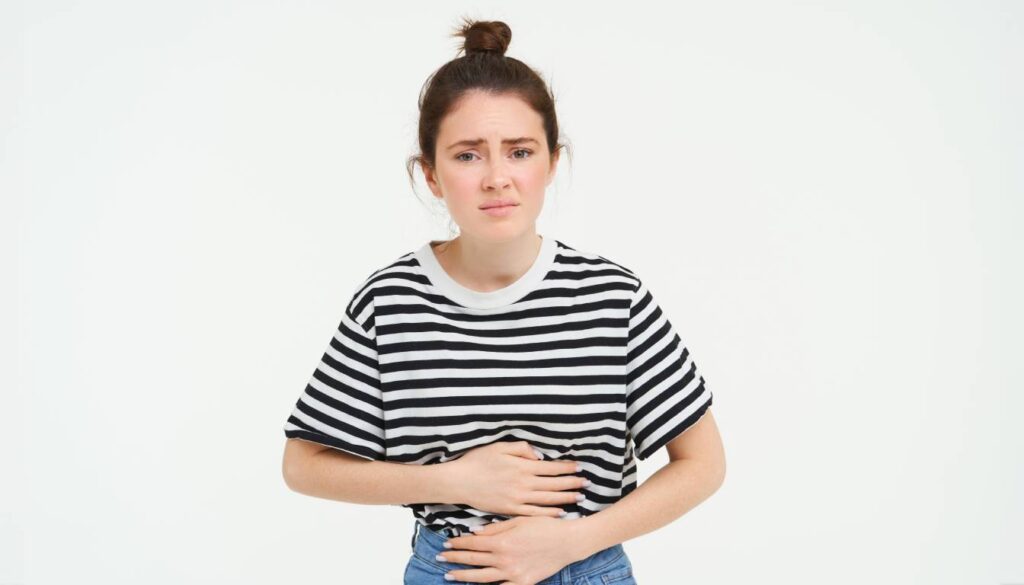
[{"xmin": 432, "ymin": 231, "xmax": 542, "ymax": 293}]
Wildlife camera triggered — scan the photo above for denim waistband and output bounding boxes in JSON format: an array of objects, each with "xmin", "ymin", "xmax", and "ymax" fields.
[{"xmin": 409, "ymin": 520, "xmax": 627, "ymax": 584}]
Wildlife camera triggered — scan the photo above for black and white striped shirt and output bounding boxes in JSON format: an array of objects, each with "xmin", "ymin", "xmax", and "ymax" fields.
[{"xmin": 283, "ymin": 235, "xmax": 713, "ymax": 536}]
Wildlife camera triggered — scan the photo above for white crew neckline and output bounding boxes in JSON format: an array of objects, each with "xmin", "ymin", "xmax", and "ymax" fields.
[{"xmin": 414, "ymin": 234, "xmax": 558, "ymax": 309}]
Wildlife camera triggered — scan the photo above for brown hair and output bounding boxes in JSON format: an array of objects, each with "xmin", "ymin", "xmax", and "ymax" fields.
[{"xmin": 405, "ymin": 17, "xmax": 571, "ymax": 189}]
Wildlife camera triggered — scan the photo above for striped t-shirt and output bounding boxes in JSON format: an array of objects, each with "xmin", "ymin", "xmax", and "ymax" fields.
[{"xmin": 283, "ymin": 234, "xmax": 713, "ymax": 536}]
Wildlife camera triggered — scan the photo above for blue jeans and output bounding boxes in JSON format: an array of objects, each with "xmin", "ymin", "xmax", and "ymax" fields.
[{"xmin": 403, "ymin": 521, "xmax": 637, "ymax": 584}]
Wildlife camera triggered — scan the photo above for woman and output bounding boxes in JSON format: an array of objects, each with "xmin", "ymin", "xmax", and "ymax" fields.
[{"xmin": 281, "ymin": 17, "xmax": 726, "ymax": 585}]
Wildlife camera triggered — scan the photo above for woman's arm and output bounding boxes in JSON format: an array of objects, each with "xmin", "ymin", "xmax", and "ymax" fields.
[
  {"xmin": 567, "ymin": 409, "xmax": 726, "ymax": 560},
  {"xmin": 282, "ymin": 437, "xmax": 459, "ymax": 505}
]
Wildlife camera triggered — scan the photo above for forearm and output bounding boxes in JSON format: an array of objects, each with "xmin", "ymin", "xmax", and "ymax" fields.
[
  {"xmin": 568, "ymin": 457, "xmax": 724, "ymax": 559},
  {"xmin": 286, "ymin": 449, "xmax": 459, "ymax": 506}
]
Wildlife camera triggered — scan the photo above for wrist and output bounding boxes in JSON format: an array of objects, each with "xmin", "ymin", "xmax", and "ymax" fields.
[
  {"xmin": 564, "ymin": 514, "xmax": 602, "ymax": 562},
  {"xmin": 431, "ymin": 460, "xmax": 465, "ymax": 505}
]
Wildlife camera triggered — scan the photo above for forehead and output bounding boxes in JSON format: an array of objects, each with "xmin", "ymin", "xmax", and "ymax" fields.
[{"xmin": 439, "ymin": 91, "xmax": 544, "ymax": 139}]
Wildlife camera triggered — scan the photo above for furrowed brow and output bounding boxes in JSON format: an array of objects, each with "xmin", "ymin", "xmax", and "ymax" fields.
[{"xmin": 446, "ymin": 137, "xmax": 540, "ymax": 150}]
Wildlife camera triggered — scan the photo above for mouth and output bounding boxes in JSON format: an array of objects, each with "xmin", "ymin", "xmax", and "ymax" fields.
[
  {"xmin": 479, "ymin": 199, "xmax": 520, "ymax": 210},
  {"xmin": 480, "ymin": 201, "xmax": 520, "ymax": 217}
]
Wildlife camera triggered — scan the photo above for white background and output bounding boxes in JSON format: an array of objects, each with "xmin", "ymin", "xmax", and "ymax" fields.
[{"xmin": 5, "ymin": 1, "xmax": 1020, "ymax": 584}]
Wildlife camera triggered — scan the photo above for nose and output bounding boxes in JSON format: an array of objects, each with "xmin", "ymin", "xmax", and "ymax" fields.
[{"xmin": 482, "ymin": 158, "xmax": 511, "ymax": 191}]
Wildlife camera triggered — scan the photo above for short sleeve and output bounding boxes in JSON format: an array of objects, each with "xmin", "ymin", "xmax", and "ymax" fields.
[
  {"xmin": 283, "ymin": 286, "xmax": 385, "ymax": 461},
  {"xmin": 626, "ymin": 279, "xmax": 713, "ymax": 461}
]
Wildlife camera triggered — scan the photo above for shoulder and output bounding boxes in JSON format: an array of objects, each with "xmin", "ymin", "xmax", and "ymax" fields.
[
  {"xmin": 551, "ymin": 239, "xmax": 642, "ymax": 292},
  {"xmin": 342, "ymin": 247, "xmax": 421, "ymax": 321}
]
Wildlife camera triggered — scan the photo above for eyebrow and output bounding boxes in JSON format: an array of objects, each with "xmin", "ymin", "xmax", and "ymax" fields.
[{"xmin": 445, "ymin": 137, "xmax": 540, "ymax": 151}]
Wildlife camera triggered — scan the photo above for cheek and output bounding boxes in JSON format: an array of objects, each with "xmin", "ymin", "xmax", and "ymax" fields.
[
  {"xmin": 434, "ymin": 165, "xmax": 477, "ymax": 204},
  {"xmin": 515, "ymin": 169, "xmax": 550, "ymax": 201},
  {"xmin": 444, "ymin": 177, "xmax": 482, "ymax": 213},
  {"xmin": 448, "ymin": 173, "xmax": 481, "ymax": 195}
]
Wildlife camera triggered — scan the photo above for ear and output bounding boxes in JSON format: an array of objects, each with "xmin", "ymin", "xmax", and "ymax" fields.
[
  {"xmin": 422, "ymin": 161, "xmax": 443, "ymax": 200},
  {"xmin": 546, "ymin": 149, "xmax": 560, "ymax": 186}
]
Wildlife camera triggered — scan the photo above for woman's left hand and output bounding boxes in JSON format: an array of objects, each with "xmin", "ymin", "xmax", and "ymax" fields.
[{"xmin": 438, "ymin": 515, "xmax": 583, "ymax": 585}]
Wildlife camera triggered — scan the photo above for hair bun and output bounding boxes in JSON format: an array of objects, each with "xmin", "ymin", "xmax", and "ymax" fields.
[{"xmin": 453, "ymin": 18, "xmax": 511, "ymax": 57}]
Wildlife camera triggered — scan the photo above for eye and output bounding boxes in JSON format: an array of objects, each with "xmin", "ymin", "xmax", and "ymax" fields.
[
  {"xmin": 455, "ymin": 152, "xmax": 477, "ymax": 162},
  {"xmin": 512, "ymin": 148, "xmax": 533, "ymax": 159}
]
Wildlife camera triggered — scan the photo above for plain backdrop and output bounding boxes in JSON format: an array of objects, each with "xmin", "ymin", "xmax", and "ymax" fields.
[{"xmin": 5, "ymin": 1, "xmax": 1020, "ymax": 584}]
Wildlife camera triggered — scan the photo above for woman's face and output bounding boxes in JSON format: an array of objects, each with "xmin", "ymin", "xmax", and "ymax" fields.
[{"xmin": 424, "ymin": 90, "xmax": 559, "ymax": 244}]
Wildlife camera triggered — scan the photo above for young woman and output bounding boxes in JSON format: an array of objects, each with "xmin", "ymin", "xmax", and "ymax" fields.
[{"xmin": 281, "ymin": 18, "xmax": 725, "ymax": 585}]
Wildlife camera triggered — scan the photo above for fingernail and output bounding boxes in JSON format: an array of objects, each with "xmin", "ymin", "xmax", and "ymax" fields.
[
  {"xmin": 443, "ymin": 541, "xmax": 452, "ymax": 549},
  {"xmin": 576, "ymin": 463, "xmax": 583, "ymax": 472},
  {"xmin": 436, "ymin": 554, "xmax": 447, "ymax": 562},
  {"xmin": 469, "ymin": 525, "xmax": 482, "ymax": 533},
  {"xmin": 533, "ymin": 447, "xmax": 543, "ymax": 459},
  {"xmin": 559, "ymin": 510, "xmax": 567, "ymax": 517},
  {"xmin": 576, "ymin": 493, "xmax": 585, "ymax": 501},
  {"xmin": 582, "ymin": 479, "xmax": 592, "ymax": 487},
  {"xmin": 445, "ymin": 574, "xmax": 454, "ymax": 581}
]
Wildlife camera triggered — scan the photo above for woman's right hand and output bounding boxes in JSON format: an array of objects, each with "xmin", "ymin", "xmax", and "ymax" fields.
[{"xmin": 443, "ymin": 440, "xmax": 589, "ymax": 518}]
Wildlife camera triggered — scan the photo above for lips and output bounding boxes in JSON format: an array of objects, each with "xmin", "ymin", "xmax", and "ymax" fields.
[{"xmin": 479, "ymin": 199, "xmax": 519, "ymax": 210}]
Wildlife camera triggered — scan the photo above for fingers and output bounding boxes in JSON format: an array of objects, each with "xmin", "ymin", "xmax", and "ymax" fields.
[
  {"xmin": 469, "ymin": 519, "xmax": 512, "ymax": 535},
  {"xmin": 524, "ymin": 458, "xmax": 580, "ymax": 476},
  {"xmin": 521, "ymin": 475, "xmax": 589, "ymax": 509},
  {"xmin": 522, "ymin": 489, "xmax": 582, "ymax": 507},
  {"xmin": 444, "ymin": 566, "xmax": 505, "ymax": 584},
  {"xmin": 511, "ymin": 442, "xmax": 581, "ymax": 476},
  {"xmin": 531, "ymin": 474, "xmax": 590, "ymax": 493},
  {"xmin": 517, "ymin": 504, "xmax": 568, "ymax": 517},
  {"xmin": 506, "ymin": 441, "xmax": 540, "ymax": 460},
  {"xmin": 436, "ymin": 549, "xmax": 499, "ymax": 567},
  {"xmin": 445, "ymin": 533, "xmax": 500, "ymax": 552}
]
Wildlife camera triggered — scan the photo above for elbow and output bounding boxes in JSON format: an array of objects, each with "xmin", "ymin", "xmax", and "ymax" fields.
[
  {"xmin": 282, "ymin": 461, "xmax": 300, "ymax": 492},
  {"xmin": 282, "ymin": 463, "xmax": 301, "ymax": 493},
  {"xmin": 281, "ymin": 444, "xmax": 309, "ymax": 493},
  {"xmin": 710, "ymin": 450, "xmax": 727, "ymax": 491},
  {"xmin": 693, "ymin": 449, "xmax": 726, "ymax": 493}
]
